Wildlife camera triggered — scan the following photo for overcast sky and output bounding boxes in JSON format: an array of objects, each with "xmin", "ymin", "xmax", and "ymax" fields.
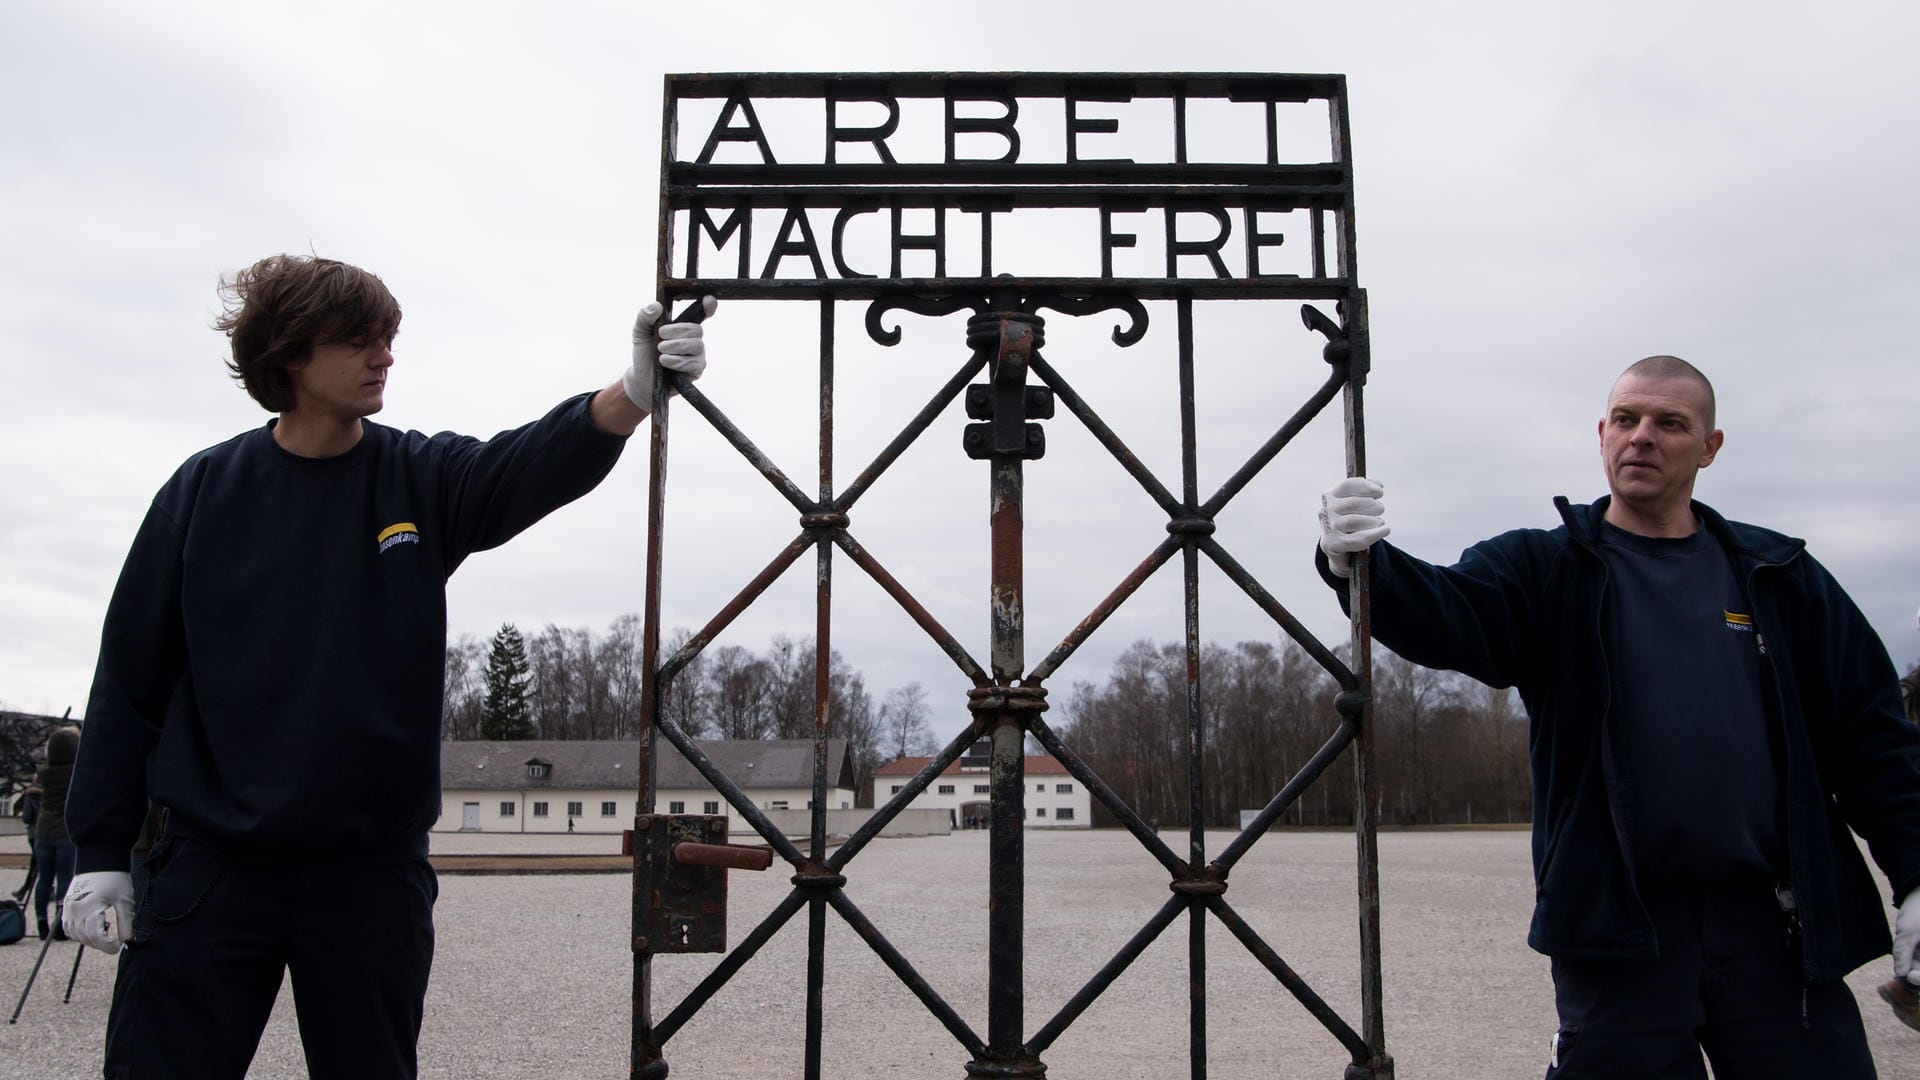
[{"xmin": 3, "ymin": 1, "xmax": 1915, "ymax": 723}]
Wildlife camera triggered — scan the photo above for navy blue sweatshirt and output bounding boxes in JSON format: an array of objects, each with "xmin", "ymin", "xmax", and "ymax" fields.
[{"xmin": 69, "ymin": 393, "xmax": 626, "ymax": 872}]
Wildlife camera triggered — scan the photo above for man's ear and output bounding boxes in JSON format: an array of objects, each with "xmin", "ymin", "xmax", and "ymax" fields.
[{"xmin": 1698, "ymin": 428, "xmax": 1724, "ymax": 469}]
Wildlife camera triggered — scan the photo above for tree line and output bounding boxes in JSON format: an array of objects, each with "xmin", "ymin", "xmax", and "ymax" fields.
[
  {"xmin": 1058, "ymin": 639, "xmax": 1531, "ymax": 828},
  {"xmin": 443, "ymin": 616, "xmax": 1533, "ymax": 827},
  {"xmin": 442, "ymin": 620, "xmax": 938, "ymax": 802}
]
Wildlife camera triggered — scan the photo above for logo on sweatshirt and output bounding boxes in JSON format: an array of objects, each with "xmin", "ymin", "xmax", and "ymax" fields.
[
  {"xmin": 1723, "ymin": 610, "xmax": 1754, "ymax": 632},
  {"xmin": 377, "ymin": 522, "xmax": 420, "ymax": 553}
]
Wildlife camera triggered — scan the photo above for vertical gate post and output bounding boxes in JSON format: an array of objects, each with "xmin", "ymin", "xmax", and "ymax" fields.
[
  {"xmin": 1339, "ymin": 287, "xmax": 1393, "ymax": 1080},
  {"xmin": 966, "ymin": 300, "xmax": 1049, "ymax": 1079}
]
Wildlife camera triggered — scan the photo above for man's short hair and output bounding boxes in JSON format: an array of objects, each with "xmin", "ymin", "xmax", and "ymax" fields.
[
  {"xmin": 1617, "ymin": 354, "xmax": 1715, "ymax": 430},
  {"xmin": 214, "ymin": 255, "xmax": 402, "ymax": 413}
]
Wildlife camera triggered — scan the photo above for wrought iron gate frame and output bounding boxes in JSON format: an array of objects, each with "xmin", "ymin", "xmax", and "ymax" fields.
[{"xmin": 634, "ymin": 72, "xmax": 1390, "ymax": 1080}]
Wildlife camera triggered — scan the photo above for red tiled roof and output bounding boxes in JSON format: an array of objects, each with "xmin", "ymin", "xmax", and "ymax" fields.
[{"xmin": 872, "ymin": 754, "xmax": 1068, "ymax": 776}]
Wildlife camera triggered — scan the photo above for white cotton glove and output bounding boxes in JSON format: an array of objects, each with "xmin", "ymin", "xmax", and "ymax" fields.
[
  {"xmin": 1318, "ymin": 476, "xmax": 1390, "ymax": 578},
  {"xmin": 1893, "ymin": 888, "xmax": 1920, "ymax": 986},
  {"xmin": 62, "ymin": 870, "xmax": 136, "ymax": 954},
  {"xmin": 622, "ymin": 296, "xmax": 716, "ymax": 407}
]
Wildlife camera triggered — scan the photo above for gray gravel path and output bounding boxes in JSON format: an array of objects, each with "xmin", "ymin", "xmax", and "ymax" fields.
[{"xmin": 3, "ymin": 829, "xmax": 1915, "ymax": 1078}]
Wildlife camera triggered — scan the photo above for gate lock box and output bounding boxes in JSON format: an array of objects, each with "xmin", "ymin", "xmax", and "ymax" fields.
[{"xmin": 629, "ymin": 814, "xmax": 773, "ymax": 954}]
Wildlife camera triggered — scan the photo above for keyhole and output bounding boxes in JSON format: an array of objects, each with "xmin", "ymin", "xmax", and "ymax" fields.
[{"xmin": 672, "ymin": 920, "xmax": 692, "ymax": 947}]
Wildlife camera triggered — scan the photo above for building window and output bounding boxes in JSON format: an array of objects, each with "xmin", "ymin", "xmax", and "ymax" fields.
[
  {"xmin": 1035, "ymin": 783, "xmax": 1044, "ymax": 792},
  {"xmin": 704, "ymin": 801, "xmax": 720, "ymax": 815},
  {"xmin": 500, "ymin": 802, "xmax": 516, "ymax": 817},
  {"xmin": 526, "ymin": 760, "xmax": 550, "ymax": 780},
  {"xmin": 937, "ymin": 784, "xmax": 955, "ymax": 795},
  {"xmin": 599, "ymin": 801, "xmax": 616, "ymax": 816},
  {"xmin": 891, "ymin": 785, "xmax": 903, "ymax": 794},
  {"xmin": 566, "ymin": 801, "xmax": 583, "ymax": 817},
  {"xmin": 841, "ymin": 801, "xmax": 850, "ymax": 809},
  {"xmin": 532, "ymin": 802, "xmax": 549, "ymax": 817},
  {"xmin": 770, "ymin": 800, "xmax": 789, "ymax": 810},
  {"xmin": 668, "ymin": 800, "xmax": 685, "ymax": 814},
  {"xmin": 973, "ymin": 784, "xmax": 989, "ymax": 794},
  {"xmin": 1057, "ymin": 807, "xmax": 1075, "ymax": 821},
  {"xmin": 1056, "ymin": 783, "xmax": 1073, "ymax": 793},
  {"xmin": 1036, "ymin": 807, "xmax": 1047, "ymax": 818}
]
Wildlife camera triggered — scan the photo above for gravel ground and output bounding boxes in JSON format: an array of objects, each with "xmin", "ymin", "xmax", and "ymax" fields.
[{"xmin": 3, "ymin": 828, "xmax": 1916, "ymax": 1079}]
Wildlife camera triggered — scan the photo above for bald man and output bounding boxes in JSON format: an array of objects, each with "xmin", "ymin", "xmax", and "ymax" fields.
[{"xmin": 1317, "ymin": 356, "xmax": 1920, "ymax": 1078}]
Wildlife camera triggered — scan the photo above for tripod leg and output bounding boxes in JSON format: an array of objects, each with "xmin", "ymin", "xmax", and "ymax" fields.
[
  {"xmin": 7, "ymin": 930, "xmax": 56, "ymax": 1024},
  {"xmin": 62, "ymin": 942, "xmax": 85, "ymax": 1003}
]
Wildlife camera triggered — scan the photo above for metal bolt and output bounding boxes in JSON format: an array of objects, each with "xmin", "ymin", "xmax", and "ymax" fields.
[
  {"xmin": 710, "ymin": 819, "xmax": 725, "ymax": 834},
  {"xmin": 634, "ymin": 935, "xmax": 650, "ymax": 951},
  {"xmin": 636, "ymin": 815, "xmax": 652, "ymax": 830},
  {"xmin": 965, "ymin": 429, "xmax": 985, "ymax": 447}
]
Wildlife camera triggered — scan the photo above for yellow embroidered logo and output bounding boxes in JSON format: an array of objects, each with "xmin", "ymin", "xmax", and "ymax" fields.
[
  {"xmin": 377, "ymin": 522, "xmax": 420, "ymax": 553},
  {"xmin": 1724, "ymin": 610, "xmax": 1754, "ymax": 632}
]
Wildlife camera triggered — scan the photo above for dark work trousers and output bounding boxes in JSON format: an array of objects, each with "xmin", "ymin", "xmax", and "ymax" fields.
[
  {"xmin": 102, "ymin": 833, "xmax": 438, "ymax": 1079},
  {"xmin": 1545, "ymin": 881, "xmax": 1876, "ymax": 1079}
]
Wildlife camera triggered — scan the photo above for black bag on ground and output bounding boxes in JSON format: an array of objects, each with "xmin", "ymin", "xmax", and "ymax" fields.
[{"xmin": 0, "ymin": 898, "xmax": 24, "ymax": 946}]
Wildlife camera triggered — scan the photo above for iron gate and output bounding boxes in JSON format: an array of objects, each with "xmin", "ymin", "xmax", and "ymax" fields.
[{"xmin": 633, "ymin": 72, "xmax": 1389, "ymax": 1079}]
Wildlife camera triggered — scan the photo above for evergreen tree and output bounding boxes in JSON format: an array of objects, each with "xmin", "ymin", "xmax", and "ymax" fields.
[{"xmin": 481, "ymin": 623, "xmax": 534, "ymax": 740}]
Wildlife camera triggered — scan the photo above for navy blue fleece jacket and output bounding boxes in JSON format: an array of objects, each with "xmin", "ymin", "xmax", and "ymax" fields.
[
  {"xmin": 69, "ymin": 393, "xmax": 626, "ymax": 871},
  {"xmin": 1319, "ymin": 495, "xmax": 1920, "ymax": 981}
]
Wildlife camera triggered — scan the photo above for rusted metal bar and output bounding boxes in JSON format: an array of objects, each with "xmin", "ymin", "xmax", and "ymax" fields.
[
  {"xmin": 670, "ymin": 70, "xmax": 1346, "ymax": 100},
  {"xmin": 834, "ymin": 353, "xmax": 987, "ymax": 512},
  {"xmin": 1025, "ymin": 536, "xmax": 1181, "ymax": 682},
  {"xmin": 1199, "ymin": 364, "xmax": 1347, "ymax": 518},
  {"xmin": 658, "ymin": 531, "xmax": 814, "ymax": 681},
  {"xmin": 671, "ymin": 841, "xmax": 774, "ymax": 872},
  {"xmin": 670, "ymin": 379, "xmax": 816, "ymax": 514},
  {"xmin": 1027, "ymin": 716, "xmax": 1186, "ymax": 875},
  {"xmin": 1202, "ymin": 894, "xmax": 1372, "ymax": 1062},
  {"xmin": 653, "ymin": 888, "xmax": 811, "ymax": 1045},
  {"xmin": 671, "ymin": 183, "xmax": 1349, "ymax": 211},
  {"xmin": 652, "ymin": 719, "xmax": 807, "ymax": 866},
  {"xmin": 831, "ymin": 530, "xmax": 990, "ymax": 686},
  {"xmin": 634, "ymin": 81, "xmax": 682, "ymax": 1078},
  {"xmin": 1026, "ymin": 353, "xmax": 1180, "ymax": 516},
  {"xmin": 1198, "ymin": 537, "xmax": 1354, "ymax": 688},
  {"xmin": 829, "ymin": 718, "xmax": 982, "ymax": 872},
  {"xmin": 1340, "ymin": 287, "xmax": 1391, "ymax": 1077},
  {"xmin": 669, "ymin": 277, "xmax": 1358, "ymax": 304},
  {"xmin": 823, "ymin": 888, "xmax": 987, "ymax": 1059},
  {"xmin": 1213, "ymin": 717, "xmax": 1360, "ymax": 873},
  {"xmin": 977, "ymin": 305, "xmax": 1038, "ymax": 1078},
  {"xmin": 1175, "ymin": 295, "xmax": 1210, "ymax": 1080},
  {"xmin": 1027, "ymin": 895, "xmax": 1186, "ymax": 1053},
  {"xmin": 805, "ymin": 297, "xmax": 836, "ymax": 1080}
]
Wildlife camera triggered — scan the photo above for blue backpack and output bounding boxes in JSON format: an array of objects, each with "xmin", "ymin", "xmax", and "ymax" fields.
[{"xmin": 0, "ymin": 898, "xmax": 24, "ymax": 946}]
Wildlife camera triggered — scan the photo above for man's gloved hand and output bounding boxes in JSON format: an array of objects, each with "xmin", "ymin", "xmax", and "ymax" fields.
[
  {"xmin": 1318, "ymin": 476, "xmax": 1390, "ymax": 578},
  {"xmin": 1893, "ymin": 888, "xmax": 1920, "ymax": 986},
  {"xmin": 622, "ymin": 296, "xmax": 716, "ymax": 407},
  {"xmin": 62, "ymin": 871, "xmax": 136, "ymax": 954}
]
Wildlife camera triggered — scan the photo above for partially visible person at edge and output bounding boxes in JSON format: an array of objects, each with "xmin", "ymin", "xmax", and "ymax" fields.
[
  {"xmin": 32, "ymin": 726, "xmax": 79, "ymax": 940},
  {"xmin": 1315, "ymin": 355, "xmax": 1920, "ymax": 1078},
  {"xmin": 1901, "ymin": 607, "xmax": 1918, "ymax": 727},
  {"xmin": 58, "ymin": 253, "xmax": 714, "ymax": 1080},
  {"xmin": 12, "ymin": 782, "xmax": 41, "ymax": 904}
]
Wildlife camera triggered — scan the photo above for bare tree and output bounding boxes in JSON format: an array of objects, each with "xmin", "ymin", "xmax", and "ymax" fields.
[
  {"xmin": 442, "ymin": 635, "xmax": 487, "ymax": 741},
  {"xmin": 600, "ymin": 613, "xmax": 646, "ymax": 740},
  {"xmin": 880, "ymin": 681, "xmax": 934, "ymax": 760},
  {"xmin": 704, "ymin": 645, "xmax": 773, "ymax": 740}
]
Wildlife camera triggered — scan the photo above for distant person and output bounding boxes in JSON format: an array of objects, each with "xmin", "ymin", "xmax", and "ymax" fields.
[
  {"xmin": 32, "ymin": 727, "xmax": 79, "ymax": 940},
  {"xmin": 59, "ymin": 253, "xmax": 714, "ymax": 1079},
  {"xmin": 1316, "ymin": 356, "xmax": 1920, "ymax": 1077},
  {"xmin": 12, "ymin": 780, "xmax": 40, "ymax": 899},
  {"xmin": 13, "ymin": 782, "xmax": 42, "ymax": 904}
]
